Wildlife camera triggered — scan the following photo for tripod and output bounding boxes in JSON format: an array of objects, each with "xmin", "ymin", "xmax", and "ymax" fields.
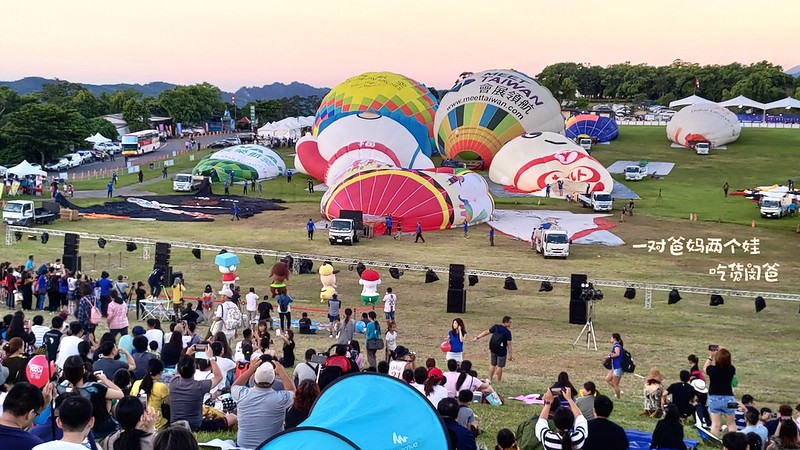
[{"xmin": 572, "ymin": 300, "xmax": 597, "ymax": 351}]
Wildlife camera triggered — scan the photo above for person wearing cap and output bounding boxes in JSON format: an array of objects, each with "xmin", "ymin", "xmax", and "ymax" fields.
[
  {"xmin": 691, "ymin": 378, "xmax": 711, "ymax": 428},
  {"xmin": 169, "ymin": 346, "xmax": 236, "ymax": 432},
  {"xmin": 214, "ymin": 287, "xmax": 239, "ymax": 341},
  {"xmin": 231, "ymin": 356, "xmax": 295, "ymax": 449},
  {"xmin": 412, "ymin": 367, "xmax": 448, "ymax": 407}
]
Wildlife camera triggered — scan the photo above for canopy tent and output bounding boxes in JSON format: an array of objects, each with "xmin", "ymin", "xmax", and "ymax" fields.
[
  {"xmin": 84, "ymin": 132, "xmax": 111, "ymax": 144},
  {"xmin": 257, "ymin": 116, "xmax": 314, "ymax": 139},
  {"xmin": 669, "ymin": 95, "xmax": 714, "ymax": 108},
  {"xmin": 764, "ymin": 96, "xmax": 800, "ymax": 110},
  {"xmin": 717, "ymin": 95, "xmax": 766, "ymax": 110},
  {"xmin": 259, "ymin": 373, "xmax": 450, "ymax": 449},
  {"xmin": 8, "ymin": 160, "xmax": 47, "ymax": 177}
]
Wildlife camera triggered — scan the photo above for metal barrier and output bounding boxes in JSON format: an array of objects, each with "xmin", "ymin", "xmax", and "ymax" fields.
[{"xmin": 6, "ymin": 225, "xmax": 800, "ymax": 309}]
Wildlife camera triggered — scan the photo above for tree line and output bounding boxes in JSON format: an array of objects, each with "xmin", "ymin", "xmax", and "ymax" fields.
[
  {"xmin": 0, "ymin": 80, "xmax": 319, "ymax": 165},
  {"xmin": 535, "ymin": 60, "xmax": 800, "ymax": 107}
]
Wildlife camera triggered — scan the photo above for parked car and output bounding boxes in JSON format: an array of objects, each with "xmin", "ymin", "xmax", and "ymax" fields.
[
  {"xmin": 76, "ymin": 150, "xmax": 95, "ymax": 164},
  {"xmin": 44, "ymin": 159, "xmax": 70, "ymax": 172},
  {"xmin": 62, "ymin": 153, "xmax": 82, "ymax": 168},
  {"xmin": 208, "ymin": 138, "xmax": 240, "ymax": 149},
  {"xmin": 94, "ymin": 142, "xmax": 121, "ymax": 154}
]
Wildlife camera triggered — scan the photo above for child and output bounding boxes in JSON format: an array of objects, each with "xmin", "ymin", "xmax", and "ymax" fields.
[
  {"xmin": 298, "ymin": 312, "xmax": 315, "ymax": 335},
  {"xmin": 329, "ymin": 316, "xmax": 341, "ymax": 340},
  {"xmin": 385, "ymin": 320, "xmax": 397, "ymax": 362},
  {"xmin": 457, "ymin": 390, "xmax": 481, "ymax": 437},
  {"xmin": 66, "ymin": 272, "xmax": 78, "ymax": 315},
  {"xmin": 200, "ymin": 284, "xmax": 215, "ymax": 321}
]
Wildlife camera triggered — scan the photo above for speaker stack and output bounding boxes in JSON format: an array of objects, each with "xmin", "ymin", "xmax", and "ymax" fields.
[
  {"xmin": 569, "ymin": 273, "xmax": 588, "ymax": 325},
  {"xmin": 62, "ymin": 233, "xmax": 80, "ymax": 273},
  {"xmin": 446, "ymin": 264, "xmax": 466, "ymax": 313},
  {"xmin": 154, "ymin": 242, "xmax": 172, "ymax": 285}
]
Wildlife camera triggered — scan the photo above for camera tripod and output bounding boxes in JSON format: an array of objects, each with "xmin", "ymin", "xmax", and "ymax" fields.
[{"xmin": 572, "ymin": 299, "xmax": 597, "ymax": 351}]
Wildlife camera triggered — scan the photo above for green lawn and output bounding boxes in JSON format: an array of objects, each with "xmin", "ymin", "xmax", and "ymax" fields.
[{"xmin": 3, "ymin": 127, "xmax": 799, "ymax": 448}]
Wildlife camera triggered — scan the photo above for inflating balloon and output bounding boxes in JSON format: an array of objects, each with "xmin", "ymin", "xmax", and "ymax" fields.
[
  {"xmin": 489, "ymin": 132, "xmax": 613, "ymax": 193},
  {"xmin": 565, "ymin": 114, "xmax": 619, "ymax": 142},
  {"xmin": 666, "ymin": 103, "xmax": 741, "ymax": 148},
  {"xmin": 193, "ymin": 145, "xmax": 286, "ymax": 182},
  {"xmin": 435, "ymin": 69, "xmax": 564, "ymax": 166}
]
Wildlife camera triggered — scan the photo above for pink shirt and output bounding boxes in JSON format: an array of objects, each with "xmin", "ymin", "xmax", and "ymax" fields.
[{"xmin": 107, "ymin": 301, "xmax": 129, "ymax": 330}]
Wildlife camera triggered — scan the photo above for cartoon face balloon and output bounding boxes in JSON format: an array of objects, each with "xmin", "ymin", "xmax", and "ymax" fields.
[
  {"xmin": 489, "ymin": 132, "xmax": 613, "ymax": 193},
  {"xmin": 666, "ymin": 103, "xmax": 741, "ymax": 148}
]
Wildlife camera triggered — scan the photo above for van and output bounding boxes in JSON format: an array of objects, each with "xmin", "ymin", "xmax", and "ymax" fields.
[{"xmin": 62, "ymin": 153, "xmax": 82, "ymax": 168}]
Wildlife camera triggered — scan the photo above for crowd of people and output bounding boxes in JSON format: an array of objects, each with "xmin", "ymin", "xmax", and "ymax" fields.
[{"xmin": 1, "ymin": 254, "xmax": 798, "ymax": 450}]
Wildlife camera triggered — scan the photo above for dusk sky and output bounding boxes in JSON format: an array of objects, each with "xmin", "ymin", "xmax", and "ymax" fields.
[{"xmin": 1, "ymin": 0, "xmax": 797, "ymax": 91}]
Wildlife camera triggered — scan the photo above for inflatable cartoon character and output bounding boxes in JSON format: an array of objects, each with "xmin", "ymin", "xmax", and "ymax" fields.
[
  {"xmin": 214, "ymin": 252, "xmax": 240, "ymax": 291},
  {"xmin": 319, "ymin": 263, "xmax": 337, "ymax": 302},
  {"xmin": 320, "ymin": 286, "xmax": 336, "ymax": 304},
  {"xmin": 270, "ymin": 261, "xmax": 290, "ymax": 298},
  {"xmin": 358, "ymin": 269, "xmax": 381, "ymax": 307}
]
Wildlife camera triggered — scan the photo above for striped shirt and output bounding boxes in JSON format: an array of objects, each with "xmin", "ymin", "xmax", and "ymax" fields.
[{"xmin": 535, "ymin": 414, "xmax": 588, "ymax": 450}]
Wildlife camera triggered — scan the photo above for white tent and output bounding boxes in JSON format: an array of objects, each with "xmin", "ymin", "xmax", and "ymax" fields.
[
  {"xmin": 8, "ymin": 160, "xmax": 47, "ymax": 177},
  {"xmin": 257, "ymin": 116, "xmax": 315, "ymax": 139},
  {"xmin": 669, "ymin": 95, "xmax": 714, "ymax": 108},
  {"xmin": 85, "ymin": 132, "xmax": 111, "ymax": 144},
  {"xmin": 764, "ymin": 97, "xmax": 800, "ymax": 110},
  {"xmin": 717, "ymin": 95, "xmax": 766, "ymax": 110}
]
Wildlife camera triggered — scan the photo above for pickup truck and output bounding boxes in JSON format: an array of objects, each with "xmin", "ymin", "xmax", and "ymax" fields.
[
  {"xmin": 329, "ymin": 218, "xmax": 360, "ymax": 245},
  {"xmin": 759, "ymin": 195, "xmax": 792, "ymax": 218},
  {"xmin": 624, "ymin": 164, "xmax": 648, "ymax": 181},
  {"xmin": 173, "ymin": 174, "xmax": 204, "ymax": 192},
  {"xmin": 532, "ymin": 225, "xmax": 570, "ymax": 258},
  {"xmin": 577, "ymin": 192, "xmax": 613, "ymax": 212},
  {"xmin": 2, "ymin": 200, "xmax": 58, "ymax": 226}
]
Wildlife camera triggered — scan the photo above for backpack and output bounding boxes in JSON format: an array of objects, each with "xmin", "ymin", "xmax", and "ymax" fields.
[
  {"xmin": 223, "ymin": 303, "xmax": 243, "ymax": 330},
  {"xmin": 516, "ymin": 414, "xmax": 545, "ymax": 450},
  {"xmin": 489, "ymin": 328, "xmax": 505, "ymax": 354},
  {"xmin": 234, "ymin": 361, "xmax": 250, "ymax": 382},
  {"xmin": 621, "ymin": 349, "xmax": 635, "ymax": 373},
  {"xmin": 45, "ymin": 275, "xmax": 55, "ymax": 292},
  {"xmin": 84, "ymin": 297, "xmax": 102, "ymax": 325}
]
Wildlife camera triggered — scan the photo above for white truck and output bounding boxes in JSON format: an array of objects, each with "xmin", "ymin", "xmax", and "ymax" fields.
[
  {"xmin": 624, "ymin": 164, "xmax": 648, "ymax": 181},
  {"xmin": 693, "ymin": 142, "xmax": 710, "ymax": 155},
  {"xmin": 172, "ymin": 174, "xmax": 204, "ymax": 192},
  {"xmin": 759, "ymin": 195, "xmax": 792, "ymax": 218},
  {"xmin": 532, "ymin": 226, "xmax": 570, "ymax": 258},
  {"xmin": 577, "ymin": 192, "xmax": 614, "ymax": 212},
  {"xmin": 329, "ymin": 218, "xmax": 360, "ymax": 245},
  {"xmin": 3, "ymin": 200, "xmax": 58, "ymax": 226},
  {"xmin": 578, "ymin": 138, "xmax": 593, "ymax": 152}
]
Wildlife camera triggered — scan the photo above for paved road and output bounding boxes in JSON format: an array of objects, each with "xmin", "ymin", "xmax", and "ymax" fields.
[{"xmin": 57, "ymin": 133, "xmax": 233, "ymax": 176}]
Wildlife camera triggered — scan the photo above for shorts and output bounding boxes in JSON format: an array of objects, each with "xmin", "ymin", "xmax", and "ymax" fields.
[
  {"xmin": 445, "ymin": 351, "xmax": 463, "ymax": 363},
  {"xmin": 708, "ymin": 395, "xmax": 736, "ymax": 415},
  {"xmin": 612, "ymin": 368, "xmax": 622, "ymax": 377},
  {"xmin": 328, "ymin": 314, "xmax": 340, "ymax": 322},
  {"xmin": 490, "ymin": 352, "xmax": 507, "ymax": 368},
  {"xmin": 385, "ymin": 311, "xmax": 395, "ymax": 321},
  {"xmin": 198, "ymin": 417, "xmax": 228, "ymax": 432}
]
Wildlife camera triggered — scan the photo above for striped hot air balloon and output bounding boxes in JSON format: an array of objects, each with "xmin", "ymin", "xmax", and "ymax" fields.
[{"xmin": 565, "ymin": 114, "xmax": 619, "ymax": 142}]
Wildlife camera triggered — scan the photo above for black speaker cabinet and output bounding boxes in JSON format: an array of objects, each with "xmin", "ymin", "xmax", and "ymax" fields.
[
  {"xmin": 569, "ymin": 299, "xmax": 587, "ymax": 325},
  {"xmin": 448, "ymin": 264, "xmax": 465, "ymax": 290},
  {"xmin": 570, "ymin": 273, "xmax": 587, "ymax": 302},
  {"xmin": 446, "ymin": 288, "xmax": 466, "ymax": 313}
]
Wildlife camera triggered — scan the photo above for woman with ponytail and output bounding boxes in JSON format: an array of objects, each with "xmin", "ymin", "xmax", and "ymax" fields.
[
  {"xmin": 130, "ymin": 358, "xmax": 170, "ymax": 429},
  {"xmin": 105, "ymin": 395, "xmax": 157, "ymax": 450},
  {"xmin": 2, "ymin": 337, "xmax": 28, "ymax": 383},
  {"xmin": 535, "ymin": 387, "xmax": 587, "ymax": 450},
  {"xmin": 455, "ymin": 360, "xmax": 494, "ymax": 396},
  {"xmin": 412, "ymin": 367, "xmax": 448, "ymax": 406},
  {"xmin": 496, "ymin": 428, "xmax": 518, "ymax": 450}
]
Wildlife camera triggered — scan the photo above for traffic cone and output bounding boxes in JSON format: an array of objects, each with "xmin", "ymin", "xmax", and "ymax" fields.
[{"xmin": 751, "ymin": 220, "xmax": 756, "ymax": 228}]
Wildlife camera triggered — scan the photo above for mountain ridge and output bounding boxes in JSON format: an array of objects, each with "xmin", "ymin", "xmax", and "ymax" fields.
[{"xmin": 0, "ymin": 77, "xmax": 330, "ymax": 104}]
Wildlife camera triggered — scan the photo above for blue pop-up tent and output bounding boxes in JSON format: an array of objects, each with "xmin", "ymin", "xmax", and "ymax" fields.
[{"xmin": 257, "ymin": 373, "xmax": 450, "ymax": 449}]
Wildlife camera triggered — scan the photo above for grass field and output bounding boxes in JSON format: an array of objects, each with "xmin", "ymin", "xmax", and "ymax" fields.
[{"xmin": 3, "ymin": 125, "xmax": 799, "ymax": 448}]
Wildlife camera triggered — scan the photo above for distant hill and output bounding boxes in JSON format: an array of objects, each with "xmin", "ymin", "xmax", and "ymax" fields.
[
  {"xmin": 786, "ymin": 65, "xmax": 800, "ymax": 78},
  {"xmin": 0, "ymin": 77, "xmax": 330, "ymax": 104}
]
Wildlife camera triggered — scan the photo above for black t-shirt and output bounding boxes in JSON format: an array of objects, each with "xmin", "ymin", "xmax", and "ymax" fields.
[
  {"xmin": 284, "ymin": 406, "xmax": 310, "ymax": 429},
  {"xmin": 706, "ymin": 365, "xmax": 735, "ymax": 396},
  {"xmin": 299, "ymin": 317, "xmax": 312, "ymax": 333},
  {"xmin": 651, "ymin": 419, "xmax": 687, "ymax": 450},
  {"xmin": 584, "ymin": 418, "xmax": 629, "ymax": 450},
  {"xmin": 666, "ymin": 382, "xmax": 696, "ymax": 417},
  {"xmin": 3, "ymin": 356, "xmax": 29, "ymax": 384},
  {"xmin": 282, "ymin": 341, "xmax": 296, "ymax": 367},
  {"xmin": 135, "ymin": 288, "xmax": 147, "ymax": 301},
  {"xmin": 258, "ymin": 301, "xmax": 273, "ymax": 320},
  {"xmin": 42, "ymin": 329, "xmax": 62, "ymax": 361},
  {"xmin": 488, "ymin": 324, "xmax": 512, "ymax": 357},
  {"xmin": 182, "ymin": 310, "xmax": 200, "ymax": 324}
]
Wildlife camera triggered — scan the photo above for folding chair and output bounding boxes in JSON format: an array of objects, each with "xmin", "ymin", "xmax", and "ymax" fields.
[{"xmin": 140, "ymin": 298, "xmax": 171, "ymax": 321}]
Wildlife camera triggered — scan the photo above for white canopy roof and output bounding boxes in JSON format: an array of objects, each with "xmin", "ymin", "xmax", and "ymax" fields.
[
  {"xmin": 8, "ymin": 160, "xmax": 47, "ymax": 177},
  {"xmin": 717, "ymin": 95, "xmax": 766, "ymax": 110},
  {"xmin": 257, "ymin": 116, "xmax": 314, "ymax": 137},
  {"xmin": 669, "ymin": 95, "xmax": 714, "ymax": 108},
  {"xmin": 764, "ymin": 97, "xmax": 800, "ymax": 110},
  {"xmin": 85, "ymin": 132, "xmax": 111, "ymax": 144}
]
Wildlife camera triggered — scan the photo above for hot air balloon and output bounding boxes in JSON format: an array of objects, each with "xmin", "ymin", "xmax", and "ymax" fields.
[
  {"xmin": 321, "ymin": 167, "xmax": 493, "ymax": 231},
  {"xmin": 294, "ymin": 111, "xmax": 435, "ymax": 185},
  {"xmin": 434, "ymin": 69, "xmax": 564, "ymax": 166},
  {"xmin": 489, "ymin": 132, "xmax": 613, "ymax": 193},
  {"xmin": 666, "ymin": 103, "xmax": 741, "ymax": 148},
  {"xmin": 565, "ymin": 114, "xmax": 619, "ymax": 142},
  {"xmin": 192, "ymin": 145, "xmax": 286, "ymax": 182},
  {"xmin": 313, "ymin": 72, "xmax": 438, "ymax": 147}
]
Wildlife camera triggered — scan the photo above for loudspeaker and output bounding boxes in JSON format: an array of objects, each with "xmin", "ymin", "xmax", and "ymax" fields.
[
  {"xmin": 154, "ymin": 242, "xmax": 171, "ymax": 269},
  {"xmin": 570, "ymin": 274, "xmax": 588, "ymax": 302},
  {"xmin": 62, "ymin": 255, "xmax": 81, "ymax": 273},
  {"xmin": 280, "ymin": 255, "xmax": 295, "ymax": 271},
  {"xmin": 569, "ymin": 273, "xmax": 588, "ymax": 325},
  {"xmin": 62, "ymin": 233, "xmax": 80, "ymax": 273},
  {"xmin": 446, "ymin": 288, "xmax": 466, "ymax": 313},
  {"xmin": 298, "ymin": 259, "xmax": 313, "ymax": 274},
  {"xmin": 64, "ymin": 233, "xmax": 79, "ymax": 246},
  {"xmin": 448, "ymin": 264, "xmax": 465, "ymax": 290},
  {"xmin": 254, "ymin": 254, "xmax": 264, "ymax": 265},
  {"xmin": 624, "ymin": 287, "xmax": 636, "ymax": 299}
]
